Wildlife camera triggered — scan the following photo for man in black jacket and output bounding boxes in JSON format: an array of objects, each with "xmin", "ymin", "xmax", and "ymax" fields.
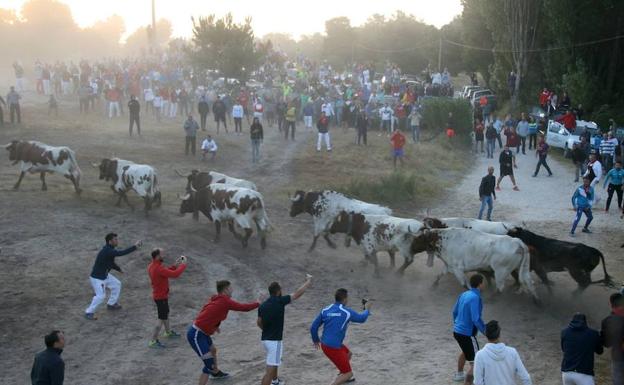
[
  {"xmin": 84, "ymin": 233, "xmax": 142, "ymax": 320},
  {"xmin": 31, "ymin": 330, "xmax": 65, "ymax": 385},
  {"xmin": 128, "ymin": 95, "xmax": 141, "ymax": 136},
  {"xmin": 478, "ymin": 166, "xmax": 496, "ymax": 221},
  {"xmin": 601, "ymin": 293, "xmax": 624, "ymax": 385},
  {"xmin": 561, "ymin": 313, "xmax": 603, "ymax": 385}
]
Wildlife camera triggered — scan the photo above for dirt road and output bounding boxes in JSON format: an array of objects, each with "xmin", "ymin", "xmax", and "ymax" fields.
[{"xmin": 1, "ymin": 99, "xmax": 621, "ymax": 384}]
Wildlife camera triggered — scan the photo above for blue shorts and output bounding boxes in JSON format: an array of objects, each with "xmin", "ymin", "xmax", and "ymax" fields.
[
  {"xmin": 187, "ymin": 325, "xmax": 215, "ymax": 374},
  {"xmin": 393, "ymin": 148, "xmax": 404, "ymax": 157}
]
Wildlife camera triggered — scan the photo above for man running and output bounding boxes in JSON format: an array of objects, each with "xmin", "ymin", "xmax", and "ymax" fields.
[
  {"xmin": 187, "ymin": 280, "xmax": 260, "ymax": 383},
  {"xmin": 85, "ymin": 233, "xmax": 142, "ymax": 320},
  {"xmin": 532, "ymin": 135, "xmax": 553, "ymax": 177},
  {"xmin": 147, "ymin": 248, "xmax": 187, "ymax": 348},
  {"xmin": 452, "ymin": 274, "xmax": 487, "ymax": 385},
  {"xmin": 310, "ymin": 288, "xmax": 371, "ymax": 385},
  {"xmin": 570, "ymin": 177, "xmax": 594, "ymax": 236},
  {"xmin": 603, "ymin": 161, "xmax": 624, "ymax": 213},
  {"xmin": 496, "ymin": 145, "xmax": 519, "ymax": 191},
  {"xmin": 478, "ymin": 167, "xmax": 496, "ymax": 221},
  {"xmin": 258, "ymin": 275, "xmax": 313, "ymax": 385}
]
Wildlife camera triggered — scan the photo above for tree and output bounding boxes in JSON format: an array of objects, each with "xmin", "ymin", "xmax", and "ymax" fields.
[
  {"xmin": 323, "ymin": 17, "xmax": 355, "ymax": 66},
  {"xmin": 124, "ymin": 19, "xmax": 172, "ymax": 53},
  {"xmin": 190, "ymin": 13, "xmax": 260, "ymax": 82}
]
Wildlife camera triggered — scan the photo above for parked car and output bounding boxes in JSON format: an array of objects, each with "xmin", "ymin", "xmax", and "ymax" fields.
[
  {"xmin": 461, "ymin": 85, "xmax": 482, "ymax": 99},
  {"xmin": 545, "ymin": 119, "xmax": 601, "ymax": 156},
  {"xmin": 470, "ymin": 89, "xmax": 494, "ymax": 108}
]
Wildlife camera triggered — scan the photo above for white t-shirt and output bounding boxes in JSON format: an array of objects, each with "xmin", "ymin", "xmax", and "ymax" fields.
[
  {"xmin": 201, "ymin": 139, "xmax": 218, "ymax": 152},
  {"xmin": 232, "ymin": 104, "xmax": 244, "ymax": 118}
]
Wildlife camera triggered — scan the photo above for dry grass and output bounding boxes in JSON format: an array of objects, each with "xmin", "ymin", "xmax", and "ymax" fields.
[{"xmin": 290, "ymin": 125, "xmax": 473, "ymax": 210}]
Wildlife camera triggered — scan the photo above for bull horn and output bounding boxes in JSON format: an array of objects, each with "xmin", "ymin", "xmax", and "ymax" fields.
[
  {"xmin": 91, "ymin": 162, "xmax": 99, "ymax": 168},
  {"xmin": 177, "ymin": 193, "xmax": 191, "ymax": 200},
  {"xmin": 190, "ymin": 185, "xmax": 197, "ymax": 193},
  {"xmin": 4, "ymin": 143, "xmax": 12, "ymax": 149},
  {"xmin": 502, "ymin": 223, "xmax": 509, "ymax": 230},
  {"xmin": 174, "ymin": 169, "xmax": 187, "ymax": 177}
]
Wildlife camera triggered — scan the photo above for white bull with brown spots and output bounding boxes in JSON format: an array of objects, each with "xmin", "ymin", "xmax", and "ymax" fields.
[{"xmin": 96, "ymin": 158, "xmax": 161, "ymax": 213}]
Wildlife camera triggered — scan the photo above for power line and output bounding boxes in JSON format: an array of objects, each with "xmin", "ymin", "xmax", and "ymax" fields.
[
  {"xmin": 443, "ymin": 34, "xmax": 624, "ymax": 53},
  {"xmin": 354, "ymin": 42, "xmax": 435, "ymax": 54}
]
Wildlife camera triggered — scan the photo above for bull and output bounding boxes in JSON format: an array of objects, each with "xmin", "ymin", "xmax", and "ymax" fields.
[
  {"xmin": 96, "ymin": 158, "xmax": 161, "ymax": 213},
  {"xmin": 5, "ymin": 140, "xmax": 81, "ymax": 194}
]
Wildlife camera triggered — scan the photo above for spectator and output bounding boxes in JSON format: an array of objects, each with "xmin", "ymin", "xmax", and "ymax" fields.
[
  {"xmin": 144, "ymin": 87, "xmax": 154, "ymax": 114},
  {"xmin": 584, "ymin": 153, "xmax": 603, "ymax": 190},
  {"xmin": 379, "ymin": 104, "xmax": 393, "ymax": 136},
  {"xmin": 474, "ymin": 119, "xmax": 485, "ymax": 154},
  {"xmin": 573, "ymin": 104, "xmax": 584, "ymax": 121},
  {"xmin": 284, "ymin": 104, "xmax": 296, "ymax": 140},
  {"xmin": 496, "ymin": 145, "xmax": 519, "ymax": 191},
  {"xmin": 128, "ymin": 95, "xmax": 141, "ymax": 136},
  {"xmin": 527, "ymin": 117, "xmax": 538, "ymax": 150},
  {"xmin": 600, "ymin": 132, "xmax": 619, "ymax": 171},
  {"xmin": 539, "ymin": 88, "xmax": 550, "ymax": 111},
  {"xmin": 356, "ymin": 111, "xmax": 368, "ymax": 146},
  {"xmin": 48, "ymin": 95, "xmax": 58, "ymax": 117},
  {"xmin": 233, "ymin": 100, "xmax": 244, "ymax": 135},
  {"xmin": 570, "ymin": 177, "xmax": 594, "ymax": 236},
  {"xmin": 504, "ymin": 126, "xmax": 521, "ymax": 154},
  {"xmin": 147, "ymin": 249, "xmax": 187, "ymax": 349},
  {"xmin": 516, "ymin": 113, "xmax": 529, "ymax": 155},
  {"xmin": 184, "ymin": 115, "xmax": 199, "ymax": 156},
  {"xmin": 601, "ymin": 292, "xmax": 624, "ymax": 385},
  {"xmin": 561, "ymin": 313, "xmax": 603, "ymax": 385},
  {"xmin": 303, "ymin": 101, "xmax": 314, "ymax": 129},
  {"xmin": 571, "ymin": 142, "xmax": 587, "ymax": 183},
  {"xmin": 485, "ymin": 123, "xmax": 497, "ymax": 159},
  {"xmin": 556, "ymin": 110, "xmax": 577, "ymax": 132},
  {"xmin": 6, "ymin": 86, "xmax": 21, "ymax": 125},
  {"xmin": 446, "ymin": 112, "xmax": 456, "ymax": 139},
  {"xmin": 493, "ymin": 116, "xmax": 504, "ymax": 149},
  {"xmin": 201, "ymin": 135, "xmax": 218, "ymax": 161},
  {"xmin": 478, "ymin": 166, "xmax": 496, "ymax": 221},
  {"xmin": 473, "ymin": 321, "xmax": 531, "ymax": 385},
  {"xmin": 213, "ymin": 96, "xmax": 227, "ymax": 134},
  {"xmin": 250, "ymin": 117, "xmax": 264, "ymax": 164},
  {"xmin": 560, "ymin": 91, "xmax": 571, "ymax": 110},
  {"xmin": 409, "ymin": 106, "xmax": 421, "ymax": 143},
  {"xmin": 153, "ymin": 92, "xmax": 162, "ymax": 122},
  {"xmin": 533, "ymin": 136, "xmax": 553, "ymax": 177},
  {"xmin": 31, "ymin": 330, "xmax": 65, "ymax": 385},
  {"xmin": 316, "ymin": 112, "xmax": 332, "ymax": 152},
  {"xmin": 0, "ymin": 95, "xmax": 5, "ymax": 126},
  {"xmin": 107, "ymin": 86, "xmax": 121, "ymax": 119},
  {"xmin": 603, "ymin": 161, "xmax": 624, "ymax": 212},
  {"xmin": 390, "ymin": 127, "xmax": 406, "ymax": 169},
  {"xmin": 78, "ymin": 83, "xmax": 90, "ymax": 114},
  {"xmin": 198, "ymin": 94, "xmax": 209, "ymax": 131}
]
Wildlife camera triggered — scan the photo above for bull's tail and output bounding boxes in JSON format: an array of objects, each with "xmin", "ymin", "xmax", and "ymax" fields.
[
  {"xmin": 518, "ymin": 244, "xmax": 538, "ymax": 301},
  {"xmin": 253, "ymin": 197, "xmax": 273, "ymax": 232},
  {"xmin": 595, "ymin": 251, "xmax": 615, "ymax": 287},
  {"xmin": 68, "ymin": 149, "xmax": 81, "ymax": 180},
  {"xmin": 149, "ymin": 170, "xmax": 158, "ymax": 198}
]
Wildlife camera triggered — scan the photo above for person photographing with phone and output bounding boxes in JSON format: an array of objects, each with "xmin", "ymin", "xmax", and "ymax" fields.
[
  {"xmin": 147, "ymin": 249, "xmax": 188, "ymax": 348},
  {"xmin": 310, "ymin": 288, "xmax": 372, "ymax": 385},
  {"xmin": 84, "ymin": 233, "xmax": 142, "ymax": 320}
]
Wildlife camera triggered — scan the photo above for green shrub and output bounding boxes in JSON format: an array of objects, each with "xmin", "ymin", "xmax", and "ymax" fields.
[
  {"xmin": 337, "ymin": 171, "xmax": 425, "ymax": 204},
  {"xmin": 421, "ymin": 97, "xmax": 472, "ymax": 134}
]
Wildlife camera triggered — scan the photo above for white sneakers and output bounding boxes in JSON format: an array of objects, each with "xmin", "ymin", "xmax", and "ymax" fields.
[{"xmin": 453, "ymin": 371, "xmax": 465, "ymax": 382}]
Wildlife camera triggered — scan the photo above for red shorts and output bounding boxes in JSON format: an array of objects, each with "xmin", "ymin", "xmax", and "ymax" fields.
[{"xmin": 321, "ymin": 344, "xmax": 352, "ymax": 374}]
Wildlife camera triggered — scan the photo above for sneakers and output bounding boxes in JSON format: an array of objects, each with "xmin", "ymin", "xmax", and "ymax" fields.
[
  {"xmin": 271, "ymin": 379, "xmax": 285, "ymax": 385},
  {"xmin": 107, "ymin": 303, "xmax": 122, "ymax": 311},
  {"xmin": 148, "ymin": 340, "xmax": 166, "ymax": 349},
  {"xmin": 453, "ymin": 372, "xmax": 465, "ymax": 382},
  {"xmin": 210, "ymin": 370, "xmax": 230, "ymax": 380},
  {"xmin": 582, "ymin": 228, "xmax": 592, "ymax": 233},
  {"xmin": 513, "ymin": 186, "xmax": 520, "ymax": 191},
  {"xmin": 569, "ymin": 232, "xmax": 575, "ymax": 237},
  {"xmin": 532, "ymin": 174, "xmax": 537, "ymax": 177},
  {"xmin": 345, "ymin": 378, "xmax": 356, "ymax": 383},
  {"xmin": 84, "ymin": 313, "xmax": 97, "ymax": 320},
  {"xmin": 548, "ymin": 173, "xmax": 553, "ymax": 177},
  {"xmin": 163, "ymin": 330, "xmax": 181, "ymax": 338}
]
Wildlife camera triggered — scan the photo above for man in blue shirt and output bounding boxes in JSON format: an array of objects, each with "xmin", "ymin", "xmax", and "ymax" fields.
[
  {"xmin": 452, "ymin": 274, "xmax": 486, "ymax": 385},
  {"xmin": 85, "ymin": 233, "xmax": 142, "ymax": 320},
  {"xmin": 310, "ymin": 288, "xmax": 371, "ymax": 385},
  {"xmin": 571, "ymin": 177, "xmax": 595, "ymax": 236},
  {"xmin": 257, "ymin": 275, "xmax": 312, "ymax": 385},
  {"xmin": 603, "ymin": 160, "xmax": 624, "ymax": 212}
]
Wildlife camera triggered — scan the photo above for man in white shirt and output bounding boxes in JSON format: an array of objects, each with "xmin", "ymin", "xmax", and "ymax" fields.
[
  {"xmin": 232, "ymin": 101, "xmax": 244, "ymax": 135},
  {"xmin": 321, "ymin": 101, "xmax": 334, "ymax": 122},
  {"xmin": 144, "ymin": 88, "xmax": 154, "ymax": 114},
  {"xmin": 201, "ymin": 135, "xmax": 218, "ymax": 161},
  {"xmin": 379, "ymin": 104, "xmax": 393, "ymax": 136},
  {"xmin": 474, "ymin": 321, "xmax": 532, "ymax": 385}
]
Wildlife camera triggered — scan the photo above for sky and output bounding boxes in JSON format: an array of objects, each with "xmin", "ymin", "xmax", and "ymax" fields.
[{"xmin": 4, "ymin": 0, "xmax": 463, "ymax": 40}]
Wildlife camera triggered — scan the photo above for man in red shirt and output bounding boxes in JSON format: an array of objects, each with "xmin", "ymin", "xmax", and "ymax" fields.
[
  {"xmin": 539, "ymin": 88, "xmax": 549, "ymax": 111},
  {"xmin": 556, "ymin": 110, "xmax": 577, "ymax": 131},
  {"xmin": 187, "ymin": 280, "xmax": 260, "ymax": 382},
  {"xmin": 390, "ymin": 127, "xmax": 406, "ymax": 169},
  {"xmin": 147, "ymin": 248, "xmax": 187, "ymax": 348}
]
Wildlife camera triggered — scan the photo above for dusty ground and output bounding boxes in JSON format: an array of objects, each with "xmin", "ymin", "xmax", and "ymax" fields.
[{"xmin": 1, "ymin": 92, "xmax": 622, "ymax": 385}]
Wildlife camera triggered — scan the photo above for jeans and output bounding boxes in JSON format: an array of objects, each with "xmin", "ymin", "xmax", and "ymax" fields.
[
  {"xmin": 534, "ymin": 155, "xmax": 552, "ymax": 176},
  {"xmin": 129, "ymin": 115, "xmax": 140, "ymax": 135},
  {"xmin": 9, "ymin": 103, "xmax": 21, "ymax": 124},
  {"xmin": 251, "ymin": 139, "xmax": 261, "ymax": 163},
  {"xmin": 200, "ymin": 111, "xmax": 208, "ymax": 130},
  {"xmin": 478, "ymin": 196, "xmax": 493, "ymax": 220},
  {"xmin": 234, "ymin": 117, "xmax": 242, "ymax": 133},
  {"xmin": 357, "ymin": 130, "xmax": 367, "ymax": 145},
  {"xmin": 496, "ymin": 132, "xmax": 503, "ymax": 148},
  {"xmin": 474, "ymin": 139, "xmax": 484, "ymax": 153},
  {"xmin": 519, "ymin": 136, "xmax": 527, "ymax": 154},
  {"xmin": 606, "ymin": 183, "xmax": 623, "ymax": 210},
  {"xmin": 486, "ymin": 139, "xmax": 496, "ymax": 158},
  {"xmin": 571, "ymin": 206, "xmax": 593, "ymax": 233},
  {"xmin": 528, "ymin": 134, "xmax": 537, "ymax": 150},
  {"xmin": 185, "ymin": 136, "xmax": 196, "ymax": 155},
  {"xmin": 411, "ymin": 124, "xmax": 420, "ymax": 142},
  {"xmin": 613, "ymin": 360, "xmax": 624, "ymax": 385},
  {"xmin": 574, "ymin": 161, "xmax": 586, "ymax": 182},
  {"xmin": 603, "ymin": 154, "xmax": 614, "ymax": 171},
  {"xmin": 284, "ymin": 121, "xmax": 295, "ymax": 140}
]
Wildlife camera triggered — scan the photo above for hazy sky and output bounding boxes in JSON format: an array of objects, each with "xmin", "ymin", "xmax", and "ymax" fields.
[{"xmin": 5, "ymin": 0, "xmax": 463, "ymax": 40}]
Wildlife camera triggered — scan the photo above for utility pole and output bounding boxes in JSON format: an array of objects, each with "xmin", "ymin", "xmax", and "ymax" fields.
[
  {"xmin": 437, "ymin": 36, "xmax": 442, "ymax": 72},
  {"xmin": 151, "ymin": 0, "xmax": 156, "ymax": 49}
]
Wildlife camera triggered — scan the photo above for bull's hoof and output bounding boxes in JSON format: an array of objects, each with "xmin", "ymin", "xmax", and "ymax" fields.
[
  {"xmin": 260, "ymin": 238, "xmax": 267, "ymax": 249},
  {"xmin": 12, "ymin": 185, "xmax": 19, "ymax": 191},
  {"xmin": 75, "ymin": 188, "xmax": 83, "ymax": 196},
  {"xmin": 41, "ymin": 185, "xmax": 47, "ymax": 191}
]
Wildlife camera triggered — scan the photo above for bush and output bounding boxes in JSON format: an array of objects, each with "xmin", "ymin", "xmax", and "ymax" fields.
[
  {"xmin": 421, "ymin": 97, "xmax": 472, "ymax": 134},
  {"xmin": 338, "ymin": 171, "xmax": 423, "ymax": 204}
]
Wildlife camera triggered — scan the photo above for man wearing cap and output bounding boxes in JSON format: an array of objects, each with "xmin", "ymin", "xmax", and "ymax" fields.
[
  {"xmin": 473, "ymin": 320, "xmax": 532, "ymax": 385},
  {"xmin": 561, "ymin": 313, "xmax": 603, "ymax": 385}
]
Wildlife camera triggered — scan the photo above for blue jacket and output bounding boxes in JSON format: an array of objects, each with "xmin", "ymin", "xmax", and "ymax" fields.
[
  {"xmin": 561, "ymin": 314, "xmax": 603, "ymax": 376},
  {"xmin": 90, "ymin": 244, "xmax": 137, "ymax": 280},
  {"xmin": 310, "ymin": 302, "xmax": 370, "ymax": 348},
  {"xmin": 604, "ymin": 168, "xmax": 624, "ymax": 187},
  {"xmin": 452, "ymin": 288, "xmax": 486, "ymax": 336},
  {"xmin": 571, "ymin": 185, "xmax": 594, "ymax": 209}
]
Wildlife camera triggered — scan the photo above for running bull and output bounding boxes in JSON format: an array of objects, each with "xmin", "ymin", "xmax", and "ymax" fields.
[{"xmin": 5, "ymin": 140, "xmax": 82, "ymax": 194}]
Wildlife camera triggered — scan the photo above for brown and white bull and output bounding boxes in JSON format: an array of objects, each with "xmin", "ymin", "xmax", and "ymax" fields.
[
  {"xmin": 96, "ymin": 158, "xmax": 161, "ymax": 213},
  {"xmin": 179, "ymin": 183, "xmax": 271, "ymax": 248},
  {"xmin": 411, "ymin": 228, "xmax": 538, "ymax": 301},
  {"xmin": 329, "ymin": 211, "xmax": 425, "ymax": 276},
  {"xmin": 5, "ymin": 140, "xmax": 81, "ymax": 194},
  {"xmin": 289, "ymin": 190, "xmax": 392, "ymax": 252}
]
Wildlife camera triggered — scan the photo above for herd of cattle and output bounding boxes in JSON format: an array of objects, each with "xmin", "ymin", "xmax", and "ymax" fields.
[{"xmin": 4, "ymin": 139, "xmax": 616, "ymax": 302}]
